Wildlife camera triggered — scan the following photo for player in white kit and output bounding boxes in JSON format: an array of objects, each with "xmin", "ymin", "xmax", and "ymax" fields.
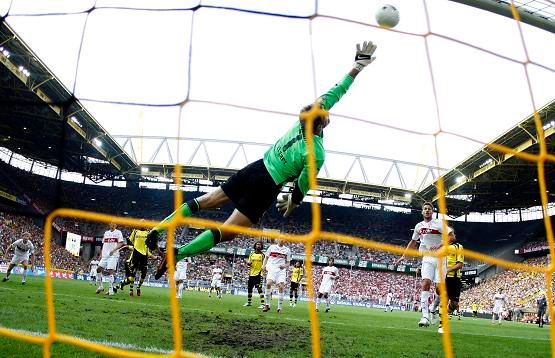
[
  {"xmin": 2, "ymin": 232, "xmax": 35, "ymax": 284},
  {"xmin": 174, "ymin": 257, "xmax": 192, "ymax": 299},
  {"xmin": 95, "ymin": 223, "xmax": 125, "ymax": 296},
  {"xmin": 262, "ymin": 239, "xmax": 291, "ymax": 314},
  {"xmin": 385, "ymin": 290, "xmax": 394, "ymax": 312},
  {"xmin": 208, "ymin": 266, "xmax": 223, "ymax": 299},
  {"xmin": 316, "ymin": 257, "xmax": 339, "ymax": 313},
  {"xmin": 88, "ymin": 255, "xmax": 100, "ymax": 285},
  {"xmin": 492, "ymin": 288, "xmax": 506, "ymax": 324},
  {"xmin": 396, "ymin": 202, "xmax": 448, "ymax": 327}
]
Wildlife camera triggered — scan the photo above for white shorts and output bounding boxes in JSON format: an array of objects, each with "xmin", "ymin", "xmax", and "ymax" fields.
[
  {"xmin": 98, "ymin": 256, "xmax": 118, "ymax": 271},
  {"xmin": 89, "ymin": 270, "xmax": 97, "ymax": 277},
  {"xmin": 421, "ymin": 257, "xmax": 447, "ymax": 283},
  {"xmin": 211, "ymin": 279, "xmax": 222, "ymax": 288},
  {"xmin": 493, "ymin": 305, "xmax": 504, "ymax": 314},
  {"xmin": 174, "ymin": 269, "xmax": 187, "ymax": 281},
  {"xmin": 386, "ymin": 300, "xmax": 392, "ymax": 305},
  {"xmin": 10, "ymin": 253, "xmax": 30, "ymax": 265},
  {"xmin": 266, "ymin": 267, "xmax": 287, "ymax": 284},
  {"xmin": 318, "ymin": 281, "xmax": 333, "ymax": 294}
]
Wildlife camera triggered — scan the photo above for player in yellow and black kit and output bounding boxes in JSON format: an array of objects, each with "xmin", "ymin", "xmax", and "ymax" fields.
[
  {"xmin": 290, "ymin": 261, "xmax": 304, "ymax": 307},
  {"xmin": 243, "ymin": 241, "xmax": 266, "ymax": 308},
  {"xmin": 117, "ymin": 226, "xmax": 155, "ymax": 297},
  {"xmin": 435, "ymin": 227, "xmax": 464, "ymax": 334}
]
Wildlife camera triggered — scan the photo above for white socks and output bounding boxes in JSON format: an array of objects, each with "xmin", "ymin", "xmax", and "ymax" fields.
[
  {"xmin": 177, "ymin": 282, "xmax": 184, "ymax": 297},
  {"xmin": 431, "ymin": 294, "xmax": 440, "ymax": 313},
  {"xmin": 108, "ymin": 275, "xmax": 114, "ymax": 292},
  {"xmin": 421, "ymin": 291, "xmax": 430, "ymax": 318},
  {"xmin": 278, "ymin": 291, "xmax": 284, "ymax": 310},
  {"xmin": 96, "ymin": 273, "xmax": 103, "ymax": 288},
  {"xmin": 265, "ymin": 288, "xmax": 272, "ymax": 307}
]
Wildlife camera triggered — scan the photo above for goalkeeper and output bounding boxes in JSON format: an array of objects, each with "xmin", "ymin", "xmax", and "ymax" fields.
[{"xmin": 147, "ymin": 41, "xmax": 378, "ymax": 278}]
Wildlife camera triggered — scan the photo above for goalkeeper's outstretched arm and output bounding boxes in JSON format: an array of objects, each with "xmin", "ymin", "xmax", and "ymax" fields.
[{"xmin": 276, "ymin": 41, "xmax": 377, "ymax": 217}]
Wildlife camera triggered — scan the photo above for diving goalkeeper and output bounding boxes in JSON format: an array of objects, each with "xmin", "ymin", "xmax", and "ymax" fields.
[{"xmin": 147, "ymin": 41, "xmax": 378, "ymax": 278}]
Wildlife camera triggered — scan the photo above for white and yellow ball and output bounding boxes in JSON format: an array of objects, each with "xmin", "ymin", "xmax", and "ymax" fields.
[{"xmin": 375, "ymin": 4, "xmax": 400, "ymax": 28}]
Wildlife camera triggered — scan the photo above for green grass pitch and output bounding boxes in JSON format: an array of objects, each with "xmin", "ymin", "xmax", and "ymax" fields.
[{"xmin": 0, "ymin": 276, "xmax": 550, "ymax": 357}]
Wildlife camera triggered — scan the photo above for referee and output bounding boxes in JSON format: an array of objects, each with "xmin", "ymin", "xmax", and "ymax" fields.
[
  {"xmin": 438, "ymin": 227, "xmax": 464, "ymax": 334},
  {"xmin": 537, "ymin": 294, "xmax": 547, "ymax": 328},
  {"xmin": 243, "ymin": 241, "xmax": 266, "ymax": 308}
]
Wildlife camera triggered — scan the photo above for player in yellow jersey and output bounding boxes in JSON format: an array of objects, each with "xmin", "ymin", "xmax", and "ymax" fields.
[
  {"xmin": 290, "ymin": 261, "xmax": 304, "ymax": 307},
  {"xmin": 243, "ymin": 241, "xmax": 266, "ymax": 308},
  {"xmin": 116, "ymin": 224, "xmax": 156, "ymax": 297},
  {"xmin": 471, "ymin": 303, "xmax": 478, "ymax": 320},
  {"xmin": 432, "ymin": 227, "xmax": 464, "ymax": 334}
]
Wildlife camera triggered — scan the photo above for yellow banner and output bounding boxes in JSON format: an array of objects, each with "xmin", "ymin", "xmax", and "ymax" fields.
[{"xmin": 0, "ymin": 190, "xmax": 17, "ymax": 202}]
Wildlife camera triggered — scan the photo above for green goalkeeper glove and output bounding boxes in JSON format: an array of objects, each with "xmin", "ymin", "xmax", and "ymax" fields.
[{"xmin": 353, "ymin": 40, "xmax": 377, "ymax": 71}]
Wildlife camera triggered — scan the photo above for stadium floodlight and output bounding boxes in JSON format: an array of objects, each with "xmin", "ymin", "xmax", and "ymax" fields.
[
  {"xmin": 93, "ymin": 138, "xmax": 102, "ymax": 147},
  {"xmin": 479, "ymin": 158, "xmax": 493, "ymax": 168},
  {"xmin": 2, "ymin": 49, "xmax": 10, "ymax": 58},
  {"xmin": 456, "ymin": 176, "xmax": 466, "ymax": 183},
  {"xmin": 404, "ymin": 193, "xmax": 412, "ymax": 199},
  {"xmin": 70, "ymin": 116, "xmax": 82, "ymax": 127},
  {"xmin": 17, "ymin": 65, "xmax": 29, "ymax": 76},
  {"xmin": 141, "ymin": 166, "xmax": 149, "ymax": 173}
]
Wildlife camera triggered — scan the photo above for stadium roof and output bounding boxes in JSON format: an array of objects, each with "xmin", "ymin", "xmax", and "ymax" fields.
[
  {"xmin": 1, "ymin": 0, "xmax": 555, "ymax": 213},
  {"xmin": 0, "ymin": 20, "xmax": 136, "ymax": 178}
]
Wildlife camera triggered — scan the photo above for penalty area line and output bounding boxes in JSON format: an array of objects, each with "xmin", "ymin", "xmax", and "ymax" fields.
[{"xmin": 0, "ymin": 327, "xmax": 175, "ymax": 354}]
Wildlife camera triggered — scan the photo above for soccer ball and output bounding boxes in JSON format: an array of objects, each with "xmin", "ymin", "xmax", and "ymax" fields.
[{"xmin": 375, "ymin": 4, "xmax": 400, "ymax": 28}]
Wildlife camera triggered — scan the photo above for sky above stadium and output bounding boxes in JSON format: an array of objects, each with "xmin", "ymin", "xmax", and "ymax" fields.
[{"xmin": 2, "ymin": 0, "xmax": 555, "ymax": 192}]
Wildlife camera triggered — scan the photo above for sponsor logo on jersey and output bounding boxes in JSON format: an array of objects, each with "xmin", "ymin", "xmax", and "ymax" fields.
[
  {"xmin": 418, "ymin": 228, "xmax": 440, "ymax": 235},
  {"xmin": 269, "ymin": 252, "xmax": 288, "ymax": 258}
]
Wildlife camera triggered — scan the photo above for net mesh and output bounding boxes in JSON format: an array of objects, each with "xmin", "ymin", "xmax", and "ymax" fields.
[{"xmin": 0, "ymin": 1, "xmax": 554, "ymax": 357}]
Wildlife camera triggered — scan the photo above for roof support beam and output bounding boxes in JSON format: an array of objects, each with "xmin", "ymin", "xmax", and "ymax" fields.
[{"xmin": 452, "ymin": 0, "xmax": 555, "ymax": 35}]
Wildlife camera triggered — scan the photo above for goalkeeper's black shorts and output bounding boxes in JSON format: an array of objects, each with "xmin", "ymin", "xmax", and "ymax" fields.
[{"xmin": 221, "ymin": 159, "xmax": 281, "ymax": 223}]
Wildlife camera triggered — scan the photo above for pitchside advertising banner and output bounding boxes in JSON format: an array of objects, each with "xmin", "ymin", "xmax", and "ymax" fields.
[
  {"xmin": 209, "ymin": 247, "xmax": 417, "ymax": 273},
  {"xmin": 0, "ymin": 264, "xmax": 74, "ymax": 279}
]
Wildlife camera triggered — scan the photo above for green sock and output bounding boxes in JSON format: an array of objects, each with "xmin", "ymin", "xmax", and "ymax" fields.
[
  {"xmin": 176, "ymin": 229, "xmax": 221, "ymax": 260},
  {"xmin": 154, "ymin": 199, "xmax": 199, "ymax": 234}
]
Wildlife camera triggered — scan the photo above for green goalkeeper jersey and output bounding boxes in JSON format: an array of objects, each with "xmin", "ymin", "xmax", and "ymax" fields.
[{"xmin": 263, "ymin": 74, "xmax": 354, "ymax": 201}]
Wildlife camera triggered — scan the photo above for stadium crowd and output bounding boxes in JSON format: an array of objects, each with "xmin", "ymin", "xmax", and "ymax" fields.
[
  {"xmin": 516, "ymin": 240, "xmax": 549, "ymax": 253},
  {"xmin": 0, "ymin": 213, "xmax": 80, "ymax": 271},
  {"xmin": 460, "ymin": 256, "xmax": 552, "ymax": 315}
]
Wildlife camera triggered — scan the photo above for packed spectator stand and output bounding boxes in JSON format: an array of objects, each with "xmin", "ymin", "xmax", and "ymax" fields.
[{"xmin": 1, "ymin": 159, "xmax": 554, "ymax": 315}]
